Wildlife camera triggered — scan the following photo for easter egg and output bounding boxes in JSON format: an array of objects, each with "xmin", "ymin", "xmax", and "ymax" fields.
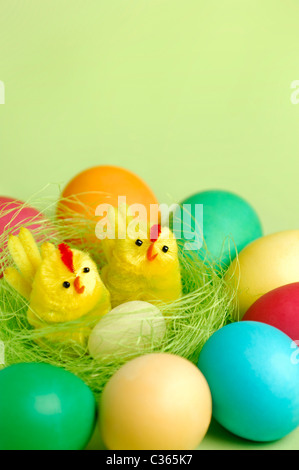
[
  {"xmin": 88, "ymin": 301, "xmax": 166, "ymax": 360},
  {"xmin": 197, "ymin": 321, "xmax": 299, "ymax": 442},
  {"xmin": 225, "ymin": 230, "xmax": 299, "ymax": 318},
  {"xmin": 0, "ymin": 363, "xmax": 96, "ymax": 450},
  {"xmin": 174, "ymin": 190, "xmax": 262, "ymax": 269},
  {"xmin": 243, "ymin": 283, "xmax": 299, "ymax": 342},
  {"xmin": 99, "ymin": 353, "xmax": 212, "ymax": 450},
  {"xmin": 0, "ymin": 196, "xmax": 43, "ymax": 239},
  {"xmin": 57, "ymin": 166, "xmax": 159, "ymax": 238}
]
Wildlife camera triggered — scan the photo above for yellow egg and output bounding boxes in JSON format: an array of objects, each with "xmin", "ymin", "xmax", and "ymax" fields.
[
  {"xmin": 225, "ymin": 230, "xmax": 299, "ymax": 318},
  {"xmin": 99, "ymin": 353, "xmax": 212, "ymax": 450}
]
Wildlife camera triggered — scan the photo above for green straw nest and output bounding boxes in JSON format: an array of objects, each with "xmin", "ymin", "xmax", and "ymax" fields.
[{"xmin": 0, "ymin": 197, "xmax": 236, "ymax": 397}]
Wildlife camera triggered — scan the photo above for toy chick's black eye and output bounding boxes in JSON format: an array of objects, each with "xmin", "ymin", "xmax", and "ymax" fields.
[
  {"xmin": 135, "ymin": 239, "xmax": 143, "ymax": 247},
  {"xmin": 83, "ymin": 267, "xmax": 90, "ymax": 273},
  {"xmin": 63, "ymin": 281, "xmax": 71, "ymax": 289},
  {"xmin": 162, "ymin": 245, "xmax": 169, "ymax": 253}
]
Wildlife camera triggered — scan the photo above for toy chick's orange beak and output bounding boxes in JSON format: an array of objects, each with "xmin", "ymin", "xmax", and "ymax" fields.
[
  {"xmin": 74, "ymin": 276, "xmax": 85, "ymax": 294},
  {"xmin": 147, "ymin": 243, "xmax": 158, "ymax": 262}
]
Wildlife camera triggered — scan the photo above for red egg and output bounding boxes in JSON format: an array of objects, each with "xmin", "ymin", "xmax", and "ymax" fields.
[
  {"xmin": 242, "ymin": 283, "xmax": 299, "ymax": 342},
  {"xmin": 0, "ymin": 196, "xmax": 45, "ymax": 276}
]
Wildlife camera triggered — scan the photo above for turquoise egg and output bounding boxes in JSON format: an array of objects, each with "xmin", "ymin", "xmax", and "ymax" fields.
[
  {"xmin": 197, "ymin": 321, "xmax": 299, "ymax": 442},
  {"xmin": 0, "ymin": 363, "xmax": 96, "ymax": 450},
  {"xmin": 173, "ymin": 190, "xmax": 262, "ymax": 268}
]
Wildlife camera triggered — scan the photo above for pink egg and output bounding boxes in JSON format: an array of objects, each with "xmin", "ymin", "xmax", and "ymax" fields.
[{"xmin": 0, "ymin": 196, "xmax": 45, "ymax": 276}]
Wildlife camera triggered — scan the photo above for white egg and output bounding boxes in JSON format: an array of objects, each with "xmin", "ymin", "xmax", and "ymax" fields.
[{"xmin": 88, "ymin": 301, "xmax": 166, "ymax": 360}]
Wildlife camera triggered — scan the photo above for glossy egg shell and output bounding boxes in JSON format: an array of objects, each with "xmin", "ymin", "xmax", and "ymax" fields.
[
  {"xmin": 197, "ymin": 321, "xmax": 299, "ymax": 442},
  {"xmin": 99, "ymin": 353, "xmax": 212, "ymax": 450},
  {"xmin": 58, "ymin": 165, "xmax": 159, "ymax": 220},
  {"xmin": 0, "ymin": 363, "xmax": 96, "ymax": 450},
  {"xmin": 243, "ymin": 283, "xmax": 299, "ymax": 341},
  {"xmin": 225, "ymin": 230, "xmax": 299, "ymax": 318},
  {"xmin": 175, "ymin": 190, "xmax": 262, "ymax": 269}
]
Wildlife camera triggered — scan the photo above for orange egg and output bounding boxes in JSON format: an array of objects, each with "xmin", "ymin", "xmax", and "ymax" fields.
[
  {"xmin": 59, "ymin": 165, "xmax": 158, "ymax": 217},
  {"xmin": 57, "ymin": 166, "xmax": 159, "ymax": 245}
]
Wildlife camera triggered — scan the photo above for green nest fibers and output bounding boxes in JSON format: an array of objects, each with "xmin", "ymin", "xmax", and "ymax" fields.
[{"xmin": 0, "ymin": 197, "xmax": 236, "ymax": 397}]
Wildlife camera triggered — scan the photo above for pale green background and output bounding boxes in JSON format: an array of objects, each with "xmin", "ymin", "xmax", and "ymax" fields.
[{"xmin": 1, "ymin": 0, "xmax": 299, "ymax": 450}]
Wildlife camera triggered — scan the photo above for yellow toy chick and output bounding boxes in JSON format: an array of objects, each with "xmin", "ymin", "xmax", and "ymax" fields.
[
  {"xmin": 101, "ymin": 209, "xmax": 182, "ymax": 308},
  {"xmin": 4, "ymin": 228, "xmax": 111, "ymax": 345}
]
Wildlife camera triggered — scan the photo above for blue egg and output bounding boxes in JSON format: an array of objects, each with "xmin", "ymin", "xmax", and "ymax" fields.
[
  {"xmin": 197, "ymin": 321, "xmax": 299, "ymax": 442},
  {"xmin": 173, "ymin": 190, "xmax": 262, "ymax": 268}
]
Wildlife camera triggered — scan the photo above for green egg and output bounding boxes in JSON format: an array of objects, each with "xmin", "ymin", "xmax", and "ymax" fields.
[
  {"xmin": 174, "ymin": 190, "xmax": 263, "ymax": 269},
  {"xmin": 0, "ymin": 363, "xmax": 96, "ymax": 450}
]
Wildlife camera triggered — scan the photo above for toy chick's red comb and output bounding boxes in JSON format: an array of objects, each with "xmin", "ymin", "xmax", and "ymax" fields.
[
  {"xmin": 58, "ymin": 243, "xmax": 75, "ymax": 273},
  {"xmin": 150, "ymin": 224, "xmax": 162, "ymax": 243}
]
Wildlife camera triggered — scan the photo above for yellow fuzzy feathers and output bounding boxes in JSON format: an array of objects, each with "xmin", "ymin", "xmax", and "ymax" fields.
[
  {"xmin": 4, "ymin": 228, "xmax": 111, "ymax": 345},
  {"xmin": 101, "ymin": 207, "xmax": 182, "ymax": 308}
]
